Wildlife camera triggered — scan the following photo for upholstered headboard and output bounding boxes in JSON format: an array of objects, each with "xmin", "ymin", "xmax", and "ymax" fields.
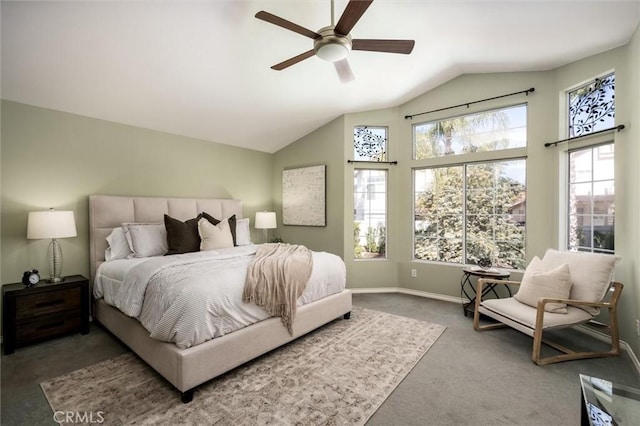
[{"xmin": 89, "ymin": 195, "xmax": 243, "ymax": 283}]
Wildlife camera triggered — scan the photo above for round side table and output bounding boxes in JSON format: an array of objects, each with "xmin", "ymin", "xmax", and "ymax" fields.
[{"xmin": 460, "ymin": 267, "xmax": 511, "ymax": 317}]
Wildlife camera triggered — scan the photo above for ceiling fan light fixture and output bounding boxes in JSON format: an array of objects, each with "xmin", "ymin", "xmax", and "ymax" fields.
[
  {"xmin": 316, "ymin": 42, "xmax": 350, "ymax": 62},
  {"xmin": 313, "ymin": 27, "xmax": 352, "ymax": 62}
]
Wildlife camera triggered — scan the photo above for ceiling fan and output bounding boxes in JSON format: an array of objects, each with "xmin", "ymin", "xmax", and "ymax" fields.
[{"xmin": 255, "ymin": 0, "xmax": 415, "ymax": 83}]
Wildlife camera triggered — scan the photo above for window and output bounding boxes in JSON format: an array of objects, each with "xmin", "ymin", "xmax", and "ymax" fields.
[
  {"xmin": 414, "ymin": 104, "xmax": 527, "ymax": 159},
  {"xmin": 354, "ymin": 169, "xmax": 387, "ymax": 259},
  {"xmin": 568, "ymin": 73, "xmax": 615, "ymax": 137},
  {"xmin": 565, "ymin": 73, "xmax": 615, "ymax": 254},
  {"xmin": 412, "ymin": 104, "xmax": 527, "ymax": 269},
  {"xmin": 567, "ymin": 144, "xmax": 615, "ymax": 253},
  {"xmin": 354, "ymin": 126, "xmax": 387, "ymax": 161},
  {"xmin": 414, "ymin": 160, "xmax": 526, "ymax": 269}
]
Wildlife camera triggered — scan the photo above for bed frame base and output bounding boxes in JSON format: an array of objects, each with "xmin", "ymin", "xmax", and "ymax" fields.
[{"xmin": 94, "ymin": 289, "xmax": 352, "ymax": 402}]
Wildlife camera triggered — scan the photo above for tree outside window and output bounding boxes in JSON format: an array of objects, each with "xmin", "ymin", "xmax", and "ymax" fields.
[
  {"xmin": 354, "ymin": 169, "xmax": 387, "ymax": 259},
  {"xmin": 413, "ymin": 104, "xmax": 527, "ymax": 269},
  {"xmin": 414, "ymin": 160, "xmax": 526, "ymax": 269}
]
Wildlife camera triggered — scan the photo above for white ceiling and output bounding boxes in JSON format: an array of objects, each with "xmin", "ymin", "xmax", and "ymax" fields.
[{"xmin": 2, "ymin": 1, "xmax": 639, "ymax": 153}]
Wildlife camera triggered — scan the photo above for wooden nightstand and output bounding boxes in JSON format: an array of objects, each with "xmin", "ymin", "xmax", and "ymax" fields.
[{"xmin": 2, "ymin": 274, "xmax": 89, "ymax": 355}]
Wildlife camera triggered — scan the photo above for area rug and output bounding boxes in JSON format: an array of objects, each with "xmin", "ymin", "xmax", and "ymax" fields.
[{"xmin": 41, "ymin": 307, "xmax": 445, "ymax": 425}]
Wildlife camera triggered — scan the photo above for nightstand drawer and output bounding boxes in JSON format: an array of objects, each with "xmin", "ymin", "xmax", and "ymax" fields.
[
  {"xmin": 15, "ymin": 287, "xmax": 81, "ymax": 319},
  {"xmin": 15, "ymin": 313, "xmax": 82, "ymax": 342},
  {"xmin": 3, "ymin": 274, "xmax": 89, "ymax": 354}
]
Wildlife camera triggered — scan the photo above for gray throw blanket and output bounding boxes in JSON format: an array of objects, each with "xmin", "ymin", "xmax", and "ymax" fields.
[{"xmin": 243, "ymin": 243, "xmax": 313, "ymax": 335}]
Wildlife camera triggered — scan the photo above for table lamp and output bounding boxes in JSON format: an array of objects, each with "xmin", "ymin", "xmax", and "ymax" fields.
[
  {"xmin": 27, "ymin": 208, "xmax": 77, "ymax": 282},
  {"xmin": 255, "ymin": 211, "xmax": 277, "ymax": 243}
]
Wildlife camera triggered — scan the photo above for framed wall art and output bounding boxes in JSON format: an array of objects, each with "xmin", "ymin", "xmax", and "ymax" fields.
[{"xmin": 282, "ymin": 165, "xmax": 326, "ymax": 226}]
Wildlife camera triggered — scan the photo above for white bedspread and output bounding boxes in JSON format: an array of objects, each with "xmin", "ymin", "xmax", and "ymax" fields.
[{"xmin": 94, "ymin": 245, "xmax": 346, "ymax": 349}]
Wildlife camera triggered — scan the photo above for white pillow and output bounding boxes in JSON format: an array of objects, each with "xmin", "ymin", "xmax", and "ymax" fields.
[
  {"xmin": 199, "ymin": 218, "xmax": 234, "ymax": 250},
  {"xmin": 235, "ymin": 218, "xmax": 252, "ymax": 246},
  {"xmin": 514, "ymin": 256, "xmax": 573, "ymax": 314},
  {"xmin": 542, "ymin": 249, "xmax": 620, "ymax": 314},
  {"xmin": 122, "ymin": 223, "xmax": 168, "ymax": 258},
  {"xmin": 105, "ymin": 227, "xmax": 132, "ymax": 261}
]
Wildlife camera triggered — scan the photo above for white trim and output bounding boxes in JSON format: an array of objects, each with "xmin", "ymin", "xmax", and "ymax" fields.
[
  {"xmin": 350, "ymin": 287, "xmax": 639, "ymax": 375},
  {"xmin": 576, "ymin": 324, "xmax": 640, "ymax": 374},
  {"xmin": 349, "ymin": 286, "xmax": 467, "ymax": 305}
]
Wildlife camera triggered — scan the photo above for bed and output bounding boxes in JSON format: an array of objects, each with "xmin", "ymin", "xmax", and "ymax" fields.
[{"xmin": 89, "ymin": 195, "xmax": 352, "ymax": 403}]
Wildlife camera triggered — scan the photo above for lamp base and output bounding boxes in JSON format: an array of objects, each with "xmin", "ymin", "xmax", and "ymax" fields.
[
  {"xmin": 48, "ymin": 238, "xmax": 64, "ymax": 283},
  {"xmin": 48, "ymin": 277, "xmax": 65, "ymax": 283}
]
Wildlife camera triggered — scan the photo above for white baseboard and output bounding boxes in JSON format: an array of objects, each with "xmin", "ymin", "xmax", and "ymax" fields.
[
  {"xmin": 576, "ymin": 324, "xmax": 640, "ymax": 374},
  {"xmin": 350, "ymin": 286, "xmax": 640, "ymax": 375},
  {"xmin": 349, "ymin": 286, "xmax": 468, "ymax": 305}
]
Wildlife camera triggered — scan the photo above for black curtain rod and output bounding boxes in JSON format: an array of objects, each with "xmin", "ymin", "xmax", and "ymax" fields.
[
  {"xmin": 347, "ymin": 160, "xmax": 398, "ymax": 165},
  {"xmin": 544, "ymin": 125, "xmax": 625, "ymax": 148},
  {"xmin": 404, "ymin": 88, "xmax": 535, "ymax": 120}
]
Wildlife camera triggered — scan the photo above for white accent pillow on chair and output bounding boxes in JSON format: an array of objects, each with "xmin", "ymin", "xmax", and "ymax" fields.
[{"xmin": 514, "ymin": 256, "xmax": 573, "ymax": 313}]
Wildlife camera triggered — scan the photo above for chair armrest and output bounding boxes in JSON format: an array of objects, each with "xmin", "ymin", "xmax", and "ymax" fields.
[
  {"xmin": 537, "ymin": 282, "xmax": 623, "ymax": 310},
  {"xmin": 475, "ymin": 278, "xmax": 520, "ymax": 314},
  {"xmin": 477, "ymin": 278, "xmax": 521, "ymax": 287},
  {"xmin": 538, "ymin": 298, "xmax": 613, "ymax": 309}
]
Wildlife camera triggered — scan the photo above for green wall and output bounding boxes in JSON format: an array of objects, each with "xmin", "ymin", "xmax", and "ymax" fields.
[
  {"xmin": 271, "ymin": 115, "xmax": 345, "ymax": 257},
  {"xmin": 1, "ymin": 101, "xmax": 273, "ymax": 286},
  {"xmin": 273, "ymin": 27, "xmax": 640, "ymax": 355},
  {"xmin": 1, "ymin": 26, "xmax": 638, "ymax": 357}
]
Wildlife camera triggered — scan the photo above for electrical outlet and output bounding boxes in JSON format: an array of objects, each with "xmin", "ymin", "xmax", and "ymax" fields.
[
  {"xmin": 636, "ymin": 319, "xmax": 640, "ymax": 337},
  {"xmin": 411, "ymin": 269, "xmax": 417, "ymax": 278}
]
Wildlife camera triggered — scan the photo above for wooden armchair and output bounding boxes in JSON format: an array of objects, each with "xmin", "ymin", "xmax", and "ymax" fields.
[{"xmin": 472, "ymin": 249, "xmax": 622, "ymax": 366}]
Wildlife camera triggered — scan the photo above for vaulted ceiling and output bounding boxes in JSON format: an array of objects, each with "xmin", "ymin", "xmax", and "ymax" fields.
[{"xmin": 2, "ymin": 1, "xmax": 639, "ymax": 153}]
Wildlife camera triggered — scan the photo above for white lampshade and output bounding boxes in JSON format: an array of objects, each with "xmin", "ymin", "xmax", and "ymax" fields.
[
  {"xmin": 255, "ymin": 211, "xmax": 277, "ymax": 229},
  {"xmin": 27, "ymin": 210, "xmax": 77, "ymax": 239},
  {"xmin": 27, "ymin": 209, "xmax": 77, "ymax": 283}
]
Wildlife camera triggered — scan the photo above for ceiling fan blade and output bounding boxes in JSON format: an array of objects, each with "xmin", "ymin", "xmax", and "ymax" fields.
[
  {"xmin": 334, "ymin": 0, "xmax": 373, "ymax": 36},
  {"xmin": 334, "ymin": 59, "xmax": 355, "ymax": 83},
  {"xmin": 271, "ymin": 50, "xmax": 316, "ymax": 71},
  {"xmin": 352, "ymin": 39, "xmax": 415, "ymax": 54},
  {"xmin": 255, "ymin": 11, "xmax": 321, "ymax": 39}
]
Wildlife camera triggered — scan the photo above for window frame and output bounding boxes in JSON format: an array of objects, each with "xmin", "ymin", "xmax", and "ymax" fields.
[
  {"xmin": 411, "ymin": 102, "xmax": 529, "ymax": 270},
  {"xmin": 412, "ymin": 157, "xmax": 527, "ymax": 269},
  {"xmin": 412, "ymin": 103, "xmax": 528, "ymax": 160},
  {"xmin": 559, "ymin": 71, "xmax": 616, "ymax": 254},
  {"xmin": 566, "ymin": 142, "xmax": 615, "ymax": 254},
  {"xmin": 353, "ymin": 168, "xmax": 388, "ymax": 261}
]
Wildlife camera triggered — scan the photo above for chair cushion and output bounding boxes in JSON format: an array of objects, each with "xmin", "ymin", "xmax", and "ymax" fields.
[
  {"xmin": 542, "ymin": 249, "xmax": 620, "ymax": 314},
  {"xmin": 514, "ymin": 257, "xmax": 572, "ymax": 313},
  {"xmin": 480, "ymin": 298, "xmax": 593, "ymax": 331}
]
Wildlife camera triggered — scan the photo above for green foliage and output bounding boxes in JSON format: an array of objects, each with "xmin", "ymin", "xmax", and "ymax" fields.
[
  {"xmin": 353, "ymin": 221, "xmax": 386, "ymax": 259},
  {"xmin": 353, "ymin": 222, "xmax": 364, "ymax": 258},
  {"xmin": 414, "ymin": 128, "xmax": 527, "ymax": 269},
  {"xmin": 377, "ymin": 226, "xmax": 386, "ymax": 256},
  {"xmin": 366, "ymin": 227, "xmax": 378, "ymax": 253}
]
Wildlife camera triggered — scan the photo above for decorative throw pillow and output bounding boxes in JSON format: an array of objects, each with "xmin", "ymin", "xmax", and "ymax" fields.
[
  {"xmin": 164, "ymin": 214, "xmax": 200, "ymax": 255},
  {"xmin": 105, "ymin": 227, "xmax": 132, "ymax": 261},
  {"xmin": 235, "ymin": 218, "xmax": 252, "ymax": 246},
  {"xmin": 122, "ymin": 223, "xmax": 168, "ymax": 257},
  {"xmin": 198, "ymin": 218, "xmax": 234, "ymax": 250},
  {"xmin": 199, "ymin": 212, "xmax": 237, "ymax": 246},
  {"xmin": 541, "ymin": 249, "xmax": 620, "ymax": 314},
  {"xmin": 514, "ymin": 256, "xmax": 573, "ymax": 313}
]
